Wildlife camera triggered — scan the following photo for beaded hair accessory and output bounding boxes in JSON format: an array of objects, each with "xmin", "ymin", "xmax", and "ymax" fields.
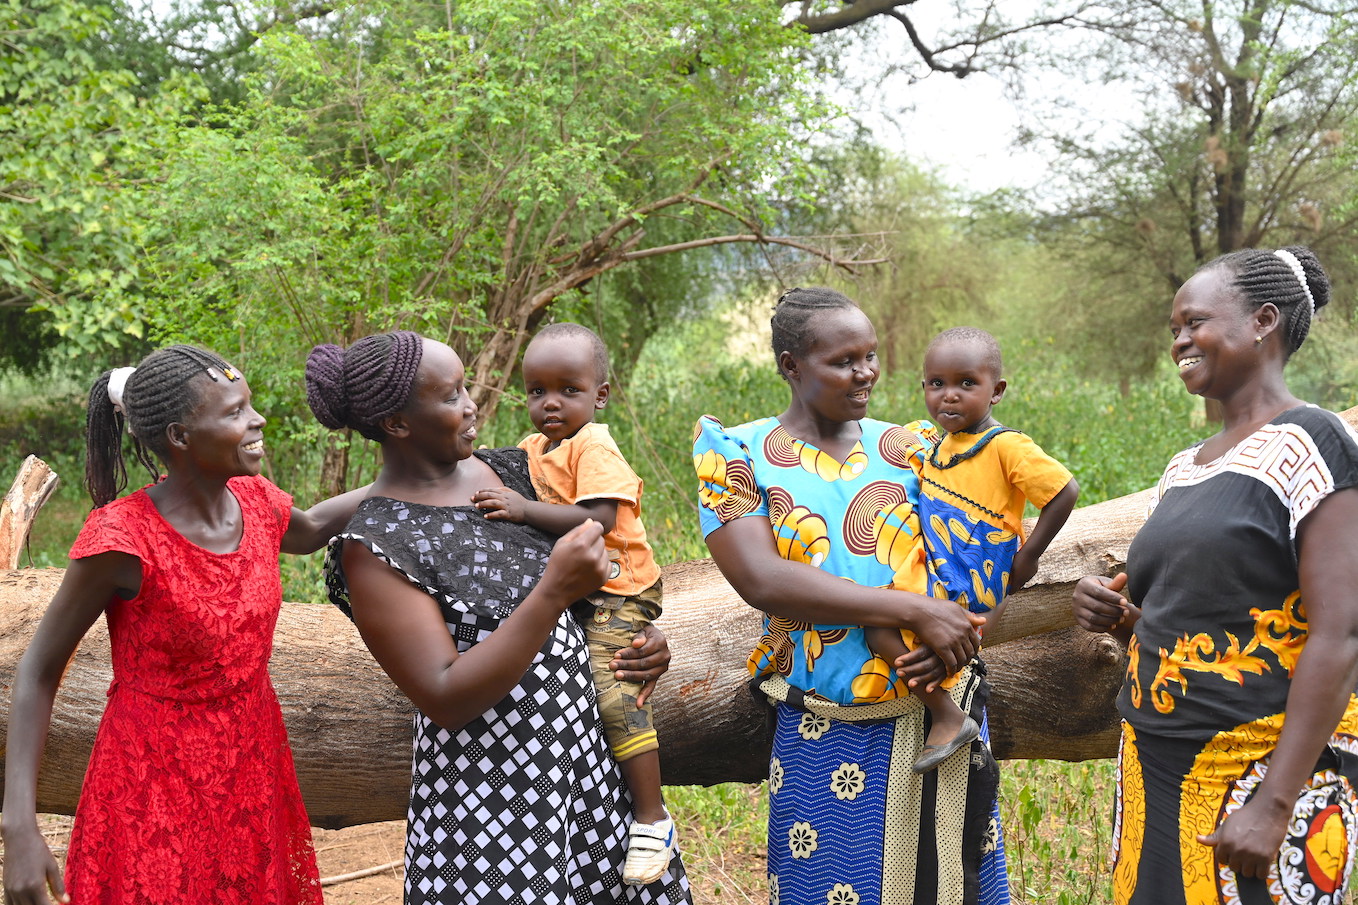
[
  {"xmin": 106, "ymin": 366, "xmax": 136, "ymax": 414},
  {"xmin": 1273, "ymin": 249, "xmax": 1316, "ymax": 319}
]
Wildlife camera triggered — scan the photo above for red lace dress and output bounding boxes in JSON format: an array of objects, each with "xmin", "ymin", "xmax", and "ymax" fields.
[{"xmin": 62, "ymin": 476, "xmax": 322, "ymax": 905}]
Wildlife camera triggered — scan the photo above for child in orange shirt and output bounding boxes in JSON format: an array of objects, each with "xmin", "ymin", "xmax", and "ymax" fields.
[{"xmin": 472, "ymin": 323, "xmax": 673, "ymax": 887}]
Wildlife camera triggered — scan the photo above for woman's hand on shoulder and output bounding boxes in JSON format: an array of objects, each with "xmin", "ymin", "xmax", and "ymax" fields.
[
  {"xmin": 1, "ymin": 819, "xmax": 67, "ymax": 904},
  {"xmin": 610, "ymin": 624, "xmax": 671, "ymax": 707},
  {"xmin": 538, "ymin": 520, "xmax": 608, "ymax": 611},
  {"xmin": 1072, "ymin": 573, "xmax": 1135, "ymax": 637}
]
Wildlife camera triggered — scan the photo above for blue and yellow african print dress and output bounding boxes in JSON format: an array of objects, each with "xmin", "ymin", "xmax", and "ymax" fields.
[
  {"xmin": 913, "ymin": 426, "xmax": 1073, "ymax": 615},
  {"xmin": 695, "ymin": 414, "xmax": 930, "ymax": 703},
  {"xmin": 695, "ymin": 415, "xmax": 1008, "ymax": 905},
  {"xmin": 1117, "ymin": 406, "xmax": 1358, "ymax": 905}
]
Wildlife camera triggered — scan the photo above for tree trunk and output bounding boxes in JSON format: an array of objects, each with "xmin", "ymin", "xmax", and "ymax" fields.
[
  {"xmin": 0, "ymin": 456, "xmax": 60, "ymax": 569},
  {"xmin": 2, "ymin": 406, "xmax": 1352, "ymax": 828},
  {"xmin": 318, "ymin": 432, "xmax": 352, "ymax": 501}
]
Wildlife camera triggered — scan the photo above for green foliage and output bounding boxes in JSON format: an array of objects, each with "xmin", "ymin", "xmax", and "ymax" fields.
[
  {"xmin": 0, "ymin": 0, "xmax": 197, "ymax": 361},
  {"xmin": 665, "ymin": 782, "xmax": 768, "ymax": 898},
  {"xmin": 121, "ymin": 0, "xmax": 828, "ymax": 459},
  {"xmin": 1001, "ymin": 759, "xmax": 1116, "ymax": 903}
]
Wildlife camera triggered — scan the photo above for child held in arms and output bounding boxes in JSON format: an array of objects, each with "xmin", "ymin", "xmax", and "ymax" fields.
[
  {"xmin": 472, "ymin": 323, "xmax": 675, "ymax": 887},
  {"xmin": 868, "ymin": 326, "xmax": 1079, "ymax": 773}
]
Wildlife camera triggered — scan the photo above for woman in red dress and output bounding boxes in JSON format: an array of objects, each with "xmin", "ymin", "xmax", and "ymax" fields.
[{"xmin": 2, "ymin": 345, "xmax": 366, "ymax": 905}]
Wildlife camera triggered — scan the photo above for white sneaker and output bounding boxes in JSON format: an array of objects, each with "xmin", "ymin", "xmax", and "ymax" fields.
[{"xmin": 622, "ymin": 815, "xmax": 676, "ymax": 887}]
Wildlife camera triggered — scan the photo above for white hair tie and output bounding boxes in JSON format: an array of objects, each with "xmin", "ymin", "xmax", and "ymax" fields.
[
  {"xmin": 1273, "ymin": 249, "xmax": 1315, "ymax": 319},
  {"xmin": 107, "ymin": 366, "xmax": 136, "ymax": 414}
]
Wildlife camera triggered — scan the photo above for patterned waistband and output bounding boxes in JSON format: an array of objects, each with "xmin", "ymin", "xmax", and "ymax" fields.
[{"xmin": 758, "ymin": 666, "xmax": 980, "ymax": 723}]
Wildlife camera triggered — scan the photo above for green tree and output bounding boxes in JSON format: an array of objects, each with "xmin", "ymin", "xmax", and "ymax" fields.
[
  {"xmin": 136, "ymin": 0, "xmax": 874, "ymax": 429},
  {"xmin": 0, "ymin": 0, "xmax": 194, "ymax": 365},
  {"xmin": 1022, "ymin": 0, "xmax": 1358, "ymax": 379},
  {"xmin": 775, "ymin": 144, "xmax": 1007, "ymax": 375}
]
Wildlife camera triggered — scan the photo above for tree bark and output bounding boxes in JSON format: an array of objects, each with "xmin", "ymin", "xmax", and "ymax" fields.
[
  {"xmin": 0, "ymin": 456, "xmax": 59, "ymax": 569},
  {"xmin": 2, "ymin": 405, "xmax": 1352, "ymax": 828}
]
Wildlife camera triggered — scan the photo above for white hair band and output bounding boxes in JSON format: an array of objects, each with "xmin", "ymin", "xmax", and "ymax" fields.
[
  {"xmin": 107, "ymin": 366, "xmax": 136, "ymax": 414},
  {"xmin": 1273, "ymin": 249, "xmax": 1315, "ymax": 319}
]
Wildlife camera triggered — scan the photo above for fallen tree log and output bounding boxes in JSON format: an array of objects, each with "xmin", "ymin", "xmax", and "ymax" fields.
[
  {"xmin": 3, "ymin": 405, "xmax": 1352, "ymax": 828},
  {"xmin": 0, "ymin": 493, "xmax": 1140, "ymax": 828}
]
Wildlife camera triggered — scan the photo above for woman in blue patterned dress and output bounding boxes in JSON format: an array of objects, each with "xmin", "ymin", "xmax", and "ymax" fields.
[
  {"xmin": 1073, "ymin": 246, "xmax": 1358, "ymax": 904},
  {"xmin": 306, "ymin": 332, "xmax": 689, "ymax": 905},
  {"xmin": 693, "ymin": 287, "xmax": 1005, "ymax": 905}
]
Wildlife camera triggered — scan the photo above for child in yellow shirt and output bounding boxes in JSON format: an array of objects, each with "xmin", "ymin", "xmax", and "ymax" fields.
[{"xmin": 868, "ymin": 327, "xmax": 1078, "ymax": 773}]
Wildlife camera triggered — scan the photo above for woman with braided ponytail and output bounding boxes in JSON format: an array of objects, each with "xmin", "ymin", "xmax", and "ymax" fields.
[
  {"xmin": 305, "ymin": 332, "xmax": 688, "ymax": 905},
  {"xmin": 3, "ymin": 345, "xmax": 368, "ymax": 905},
  {"xmin": 1073, "ymin": 247, "xmax": 1358, "ymax": 903}
]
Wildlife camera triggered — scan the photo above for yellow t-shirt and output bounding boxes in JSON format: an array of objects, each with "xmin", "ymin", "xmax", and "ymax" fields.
[{"xmin": 519, "ymin": 422, "xmax": 661, "ymax": 596}]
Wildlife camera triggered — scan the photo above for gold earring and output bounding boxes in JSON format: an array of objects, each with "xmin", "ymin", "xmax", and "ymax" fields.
[{"xmin": 1255, "ymin": 335, "xmax": 1263, "ymax": 345}]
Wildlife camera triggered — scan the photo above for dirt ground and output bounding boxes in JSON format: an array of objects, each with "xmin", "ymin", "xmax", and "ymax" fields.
[
  {"xmin": 6, "ymin": 816, "xmax": 408, "ymax": 904},
  {"xmin": 7, "ymin": 814, "xmax": 746, "ymax": 903}
]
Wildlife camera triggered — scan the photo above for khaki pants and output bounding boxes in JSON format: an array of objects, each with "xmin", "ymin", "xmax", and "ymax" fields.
[{"xmin": 582, "ymin": 579, "xmax": 663, "ymax": 762}]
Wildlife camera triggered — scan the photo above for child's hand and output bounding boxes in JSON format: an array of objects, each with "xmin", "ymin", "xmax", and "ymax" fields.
[
  {"xmin": 472, "ymin": 486, "xmax": 527, "ymax": 522},
  {"xmin": 1007, "ymin": 548, "xmax": 1039, "ymax": 594}
]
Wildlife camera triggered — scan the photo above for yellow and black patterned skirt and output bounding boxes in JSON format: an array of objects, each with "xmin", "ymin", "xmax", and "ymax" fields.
[{"xmin": 1114, "ymin": 708, "xmax": 1358, "ymax": 905}]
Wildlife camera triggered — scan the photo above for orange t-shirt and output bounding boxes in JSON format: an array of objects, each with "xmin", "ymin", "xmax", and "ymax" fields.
[{"xmin": 519, "ymin": 423, "xmax": 661, "ymax": 596}]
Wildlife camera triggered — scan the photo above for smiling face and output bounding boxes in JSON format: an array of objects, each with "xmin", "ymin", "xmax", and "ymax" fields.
[
  {"xmin": 396, "ymin": 339, "xmax": 478, "ymax": 461},
  {"xmin": 521, "ymin": 336, "xmax": 608, "ymax": 449},
  {"xmin": 1170, "ymin": 268, "xmax": 1268, "ymax": 401},
  {"xmin": 177, "ymin": 370, "xmax": 267, "ymax": 478},
  {"xmin": 921, "ymin": 339, "xmax": 1005, "ymax": 434},
  {"xmin": 783, "ymin": 307, "xmax": 880, "ymax": 425}
]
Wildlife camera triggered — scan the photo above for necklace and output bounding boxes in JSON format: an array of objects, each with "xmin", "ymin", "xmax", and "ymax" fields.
[{"xmin": 926, "ymin": 425, "xmax": 1015, "ymax": 470}]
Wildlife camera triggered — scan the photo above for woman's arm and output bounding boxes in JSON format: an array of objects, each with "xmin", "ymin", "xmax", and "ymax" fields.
[
  {"xmin": 342, "ymin": 521, "xmax": 609, "ymax": 732},
  {"xmin": 3, "ymin": 552, "xmax": 139, "ymax": 905},
  {"xmin": 280, "ymin": 484, "xmax": 372, "ymax": 555},
  {"xmin": 704, "ymin": 516, "xmax": 982, "ymax": 673},
  {"xmin": 1198, "ymin": 486, "xmax": 1358, "ymax": 878}
]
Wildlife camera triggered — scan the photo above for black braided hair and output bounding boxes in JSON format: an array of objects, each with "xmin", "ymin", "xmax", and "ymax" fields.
[
  {"xmin": 1202, "ymin": 245, "xmax": 1331, "ymax": 359},
  {"xmin": 530, "ymin": 323, "xmax": 609, "ymax": 383},
  {"xmin": 305, "ymin": 331, "xmax": 424, "ymax": 441},
  {"xmin": 769, "ymin": 287, "xmax": 860, "ymax": 377},
  {"xmin": 926, "ymin": 326, "xmax": 1004, "ymax": 378},
  {"xmin": 85, "ymin": 345, "xmax": 239, "ymax": 508}
]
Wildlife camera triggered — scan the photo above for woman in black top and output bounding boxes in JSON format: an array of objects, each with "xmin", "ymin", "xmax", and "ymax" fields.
[{"xmin": 1073, "ymin": 247, "xmax": 1358, "ymax": 904}]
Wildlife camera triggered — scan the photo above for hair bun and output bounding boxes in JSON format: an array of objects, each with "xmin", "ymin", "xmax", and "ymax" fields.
[
  {"xmin": 1282, "ymin": 245, "xmax": 1332, "ymax": 315},
  {"xmin": 305, "ymin": 344, "xmax": 349, "ymax": 429}
]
